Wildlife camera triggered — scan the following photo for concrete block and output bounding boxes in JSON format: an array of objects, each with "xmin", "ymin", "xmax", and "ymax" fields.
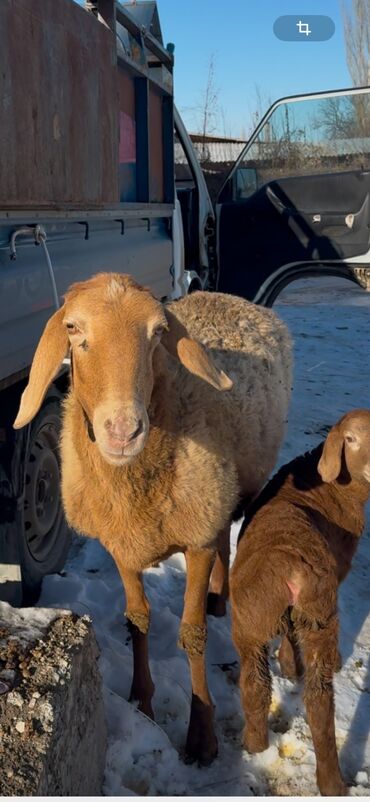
[{"xmin": 0, "ymin": 606, "xmax": 106, "ymax": 795}]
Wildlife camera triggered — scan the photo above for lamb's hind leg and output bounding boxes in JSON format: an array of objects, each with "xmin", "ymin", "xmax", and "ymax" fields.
[
  {"xmin": 116, "ymin": 560, "xmax": 155, "ymax": 719},
  {"xmin": 207, "ymin": 525, "xmax": 230, "ymax": 617},
  {"xmin": 231, "ymin": 557, "xmax": 292, "ymax": 754},
  {"xmin": 179, "ymin": 548, "xmax": 218, "ymax": 765},
  {"xmin": 296, "ymin": 608, "xmax": 347, "ymax": 796},
  {"xmin": 238, "ymin": 639, "xmax": 271, "ymax": 752},
  {"xmin": 279, "ymin": 619, "xmax": 304, "ymax": 680}
]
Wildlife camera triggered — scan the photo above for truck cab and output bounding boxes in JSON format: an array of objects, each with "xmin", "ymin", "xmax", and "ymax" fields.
[{"xmin": 214, "ymin": 87, "xmax": 370, "ymax": 304}]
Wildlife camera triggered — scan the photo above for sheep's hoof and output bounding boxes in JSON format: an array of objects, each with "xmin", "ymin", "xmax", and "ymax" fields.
[
  {"xmin": 130, "ymin": 688, "xmax": 155, "ymax": 720},
  {"xmin": 185, "ymin": 694, "xmax": 218, "ymax": 766},
  {"xmin": 138, "ymin": 700, "xmax": 155, "ymax": 720},
  {"xmin": 184, "ymin": 732, "xmax": 218, "ymax": 766},
  {"xmin": 207, "ymin": 592, "xmax": 227, "ymax": 617}
]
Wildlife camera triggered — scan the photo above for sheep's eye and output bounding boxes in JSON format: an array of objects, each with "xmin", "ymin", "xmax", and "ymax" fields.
[
  {"xmin": 344, "ymin": 432, "xmax": 361, "ymax": 451},
  {"xmin": 66, "ymin": 323, "xmax": 80, "ymax": 336},
  {"xmin": 153, "ymin": 325, "xmax": 166, "ymax": 338}
]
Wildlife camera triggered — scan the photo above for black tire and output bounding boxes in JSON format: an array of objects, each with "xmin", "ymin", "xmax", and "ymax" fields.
[{"xmin": 17, "ymin": 396, "xmax": 71, "ymax": 604}]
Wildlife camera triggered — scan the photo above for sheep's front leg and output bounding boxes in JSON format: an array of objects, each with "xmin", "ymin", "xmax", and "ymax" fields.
[
  {"xmin": 179, "ymin": 548, "xmax": 218, "ymax": 765},
  {"xmin": 115, "ymin": 561, "xmax": 155, "ymax": 719},
  {"xmin": 207, "ymin": 525, "xmax": 230, "ymax": 617}
]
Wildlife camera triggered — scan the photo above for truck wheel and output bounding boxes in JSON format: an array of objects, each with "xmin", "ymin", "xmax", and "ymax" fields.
[{"xmin": 18, "ymin": 397, "xmax": 71, "ymax": 604}]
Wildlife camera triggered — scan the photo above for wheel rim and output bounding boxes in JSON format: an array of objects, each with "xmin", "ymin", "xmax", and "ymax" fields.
[{"xmin": 23, "ymin": 418, "xmax": 62, "ymax": 562}]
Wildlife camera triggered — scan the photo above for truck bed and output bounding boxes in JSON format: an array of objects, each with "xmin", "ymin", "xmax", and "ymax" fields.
[{"xmin": 0, "ymin": 211, "xmax": 173, "ymax": 388}]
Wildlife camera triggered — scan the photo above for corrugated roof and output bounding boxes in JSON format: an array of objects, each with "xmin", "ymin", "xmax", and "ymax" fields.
[
  {"xmin": 175, "ymin": 139, "xmax": 246, "ymax": 164},
  {"xmin": 189, "ymin": 133, "xmax": 247, "ymax": 144}
]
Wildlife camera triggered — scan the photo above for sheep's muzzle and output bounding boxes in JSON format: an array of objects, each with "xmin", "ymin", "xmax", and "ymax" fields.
[{"xmin": 92, "ymin": 402, "xmax": 149, "ymax": 465}]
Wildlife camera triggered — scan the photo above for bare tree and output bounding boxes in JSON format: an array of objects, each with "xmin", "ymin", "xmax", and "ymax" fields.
[
  {"xmin": 248, "ymin": 84, "xmax": 272, "ymax": 134},
  {"xmin": 198, "ymin": 54, "xmax": 220, "ymax": 161},
  {"xmin": 220, "ymin": 106, "xmax": 232, "ymax": 139},
  {"xmin": 341, "ymin": 0, "xmax": 370, "ymax": 85},
  {"xmin": 314, "ymin": 96, "xmax": 355, "ymax": 138}
]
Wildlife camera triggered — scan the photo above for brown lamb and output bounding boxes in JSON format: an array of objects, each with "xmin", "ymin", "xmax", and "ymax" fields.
[
  {"xmin": 14, "ymin": 272, "xmax": 292, "ymax": 766},
  {"xmin": 230, "ymin": 409, "xmax": 370, "ymax": 796}
]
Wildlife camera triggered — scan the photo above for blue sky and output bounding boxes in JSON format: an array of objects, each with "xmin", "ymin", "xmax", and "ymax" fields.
[
  {"xmin": 155, "ymin": 0, "xmax": 351, "ymax": 136},
  {"xmin": 75, "ymin": 0, "xmax": 352, "ymax": 137}
]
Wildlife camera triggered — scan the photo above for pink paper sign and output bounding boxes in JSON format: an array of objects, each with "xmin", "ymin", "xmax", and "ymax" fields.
[{"xmin": 119, "ymin": 111, "xmax": 136, "ymax": 164}]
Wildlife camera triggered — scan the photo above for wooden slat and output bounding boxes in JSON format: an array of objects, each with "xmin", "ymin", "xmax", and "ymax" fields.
[{"xmin": 0, "ymin": 0, "xmax": 119, "ymax": 208}]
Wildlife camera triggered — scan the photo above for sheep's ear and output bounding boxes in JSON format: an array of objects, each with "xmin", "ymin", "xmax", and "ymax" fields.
[
  {"xmin": 317, "ymin": 426, "xmax": 343, "ymax": 482},
  {"xmin": 162, "ymin": 308, "xmax": 232, "ymax": 391},
  {"xmin": 13, "ymin": 307, "xmax": 68, "ymax": 429}
]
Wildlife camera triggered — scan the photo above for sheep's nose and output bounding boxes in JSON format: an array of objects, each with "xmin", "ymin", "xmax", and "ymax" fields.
[{"xmin": 105, "ymin": 417, "xmax": 144, "ymax": 444}]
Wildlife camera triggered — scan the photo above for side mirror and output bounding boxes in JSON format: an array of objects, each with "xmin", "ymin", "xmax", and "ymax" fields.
[{"xmin": 234, "ymin": 166, "xmax": 258, "ymax": 200}]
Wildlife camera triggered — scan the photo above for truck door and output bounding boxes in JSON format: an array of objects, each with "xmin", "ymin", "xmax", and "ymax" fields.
[{"xmin": 216, "ymin": 87, "xmax": 370, "ymax": 305}]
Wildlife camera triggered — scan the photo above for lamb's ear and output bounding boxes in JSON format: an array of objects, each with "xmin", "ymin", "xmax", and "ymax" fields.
[
  {"xmin": 317, "ymin": 426, "xmax": 344, "ymax": 482},
  {"xmin": 13, "ymin": 307, "xmax": 68, "ymax": 429},
  {"xmin": 162, "ymin": 308, "xmax": 233, "ymax": 391}
]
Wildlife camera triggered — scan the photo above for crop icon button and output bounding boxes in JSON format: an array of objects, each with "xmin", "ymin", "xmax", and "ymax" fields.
[
  {"xmin": 274, "ymin": 15, "xmax": 335, "ymax": 42},
  {"xmin": 296, "ymin": 20, "xmax": 311, "ymax": 36}
]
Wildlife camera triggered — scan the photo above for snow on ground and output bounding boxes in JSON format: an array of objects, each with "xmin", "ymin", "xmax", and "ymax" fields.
[
  {"xmin": 0, "ymin": 603, "xmax": 70, "ymax": 648},
  {"xmin": 37, "ymin": 277, "xmax": 370, "ymax": 796}
]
